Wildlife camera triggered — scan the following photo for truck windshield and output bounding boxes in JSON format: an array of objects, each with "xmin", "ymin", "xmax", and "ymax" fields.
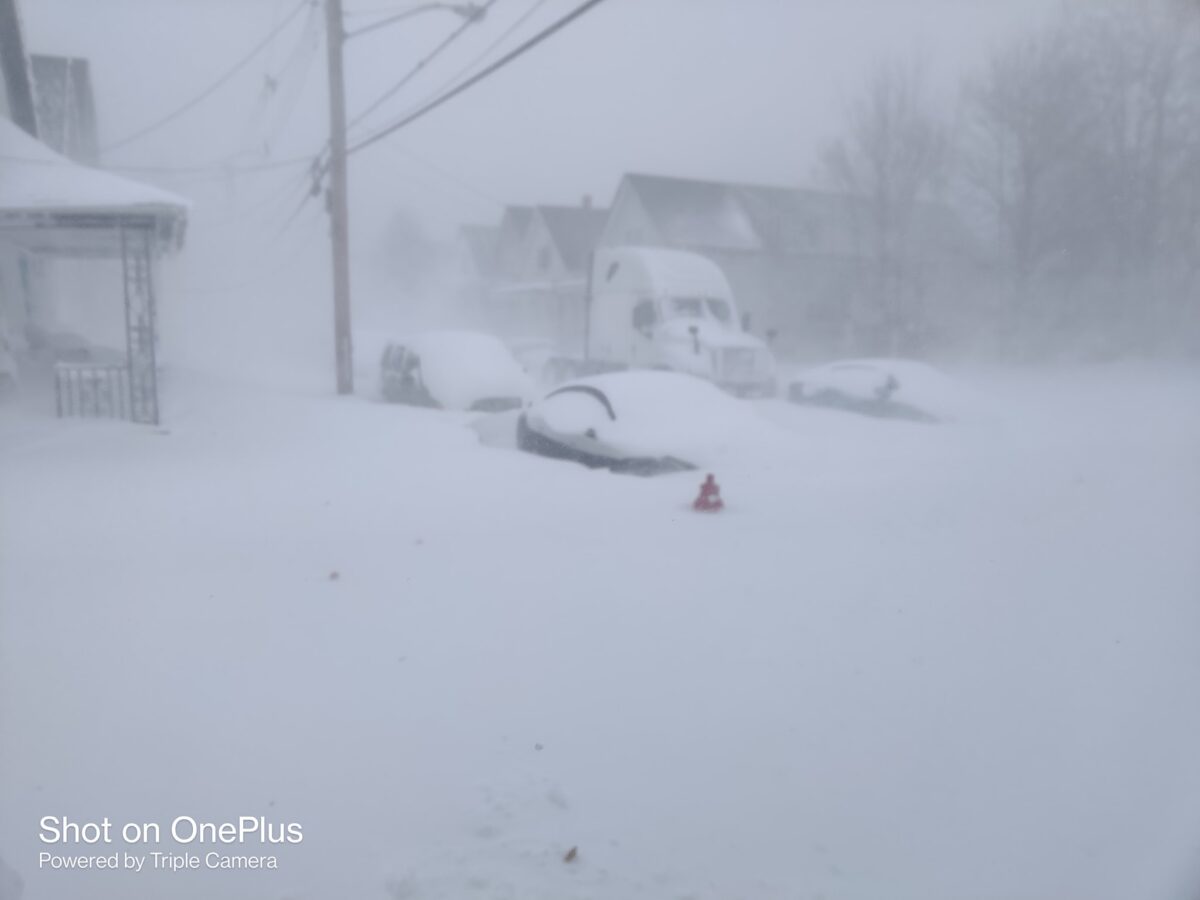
[
  {"xmin": 705, "ymin": 298, "xmax": 733, "ymax": 324},
  {"xmin": 669, "ymin": 297, "xmax": 733, "ymax": 324}
]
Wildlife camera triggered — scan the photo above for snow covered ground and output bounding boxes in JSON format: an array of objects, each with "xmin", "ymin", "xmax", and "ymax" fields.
[{"xmin": 2, "ymin": 363, "xmax": 1199, "ymax": 900}]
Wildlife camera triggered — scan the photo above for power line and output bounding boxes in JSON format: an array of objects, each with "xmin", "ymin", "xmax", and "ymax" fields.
[
  {"xmin": 381, "ymin": 141, "xmax": 504, "ymax": 205},
  {"xmin": 188, "ymin": 166, "xmax": 317, "ymax": 229},
  {"xmin": 0, "ymin": 150, "xmax": 317, "ymax": 181},
  {"xmin": 346, "ymin": 0, "xmax": 500, "ymax": 134},
  {"xmin": 260, "ymin": 9, "xmax": 326, "ymax": 150},
  {"xmin": 238, "ymin": 1, "xmax": 324, "ymax": 156},
  {"xmin": 113, "ymin": 154, "xmax": 317, "ymax": 177},
  {"xmin": 263, "ymin": 0, "xmax": 521, "ymax": 202},
  {"xmin": 347, "ymin": 0, "xmax": 608, "ymax": 157},
  {"xmin": 103, "ymin": 0, "xmax": 314, "ymax": 153},
  {"xmin": 343, "ymin": 2, "xmax": 447, "ymax": 15},
  {"xmin": 425, "ymin": 0, "xmax": 554, "ymax": 103}
]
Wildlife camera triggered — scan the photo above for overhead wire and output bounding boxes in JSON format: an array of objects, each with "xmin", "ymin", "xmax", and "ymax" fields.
[
  {"xmin": 103, "ymin": 0, "xmax": 314, "ymax": 153},
  {"xmin": 346, "ymin": 0, "xmax": 502, "ymax": 135},
  {"xmin": 346, "ymin": 0, "xmax": 609, "ymax": 157},
  {"xmin": 343, "ymin": 2, "xmax": 447, "ymax": 16},
  {"xmin": 380, "ymin": 142, "xmax": 504, "ymax": 206},
  {"xmin": 220, "ymin": 0, "xmax": 554, "ymax": 201},
  {"xmin": 422, "ymin": 0, "xmax": 555, "ymax": 105},
  {"xmin": 190, "ymin": 165, "xmax": 318, "ymax": 230},
  {"xmin": 254, "ymin": 2, "xmax": 325, "ymax": 155}
]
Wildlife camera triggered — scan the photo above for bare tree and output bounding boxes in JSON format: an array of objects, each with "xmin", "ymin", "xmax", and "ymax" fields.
[
  {"xmin": 1080, "ymin": 3, "xmax": 1197, "ymax": 273},
  {"xmin": 961, "ymin": 0, "xmax": 1200, "ymax": 357},
  {"xmin": 961, "ymin": 26, "xmax": 1092, "ymax": 334},
  {"xmin": 822, "ymin": 59, "xmax": 947, "ymax": 354}
]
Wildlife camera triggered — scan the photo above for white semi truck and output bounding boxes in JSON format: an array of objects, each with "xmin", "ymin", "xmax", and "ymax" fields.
[{"xmin": 569, "ymin": 246, "xmax": 777, "ymax": 396}]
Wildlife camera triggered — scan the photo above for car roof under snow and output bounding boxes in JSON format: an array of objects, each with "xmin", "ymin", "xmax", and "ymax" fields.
[{"xmin": 535, "ymin": 370, "xmax": 780, "ymax": 462}]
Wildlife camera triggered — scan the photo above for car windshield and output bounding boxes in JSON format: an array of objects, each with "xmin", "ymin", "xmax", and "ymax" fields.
[{"xmin": 704, "ymin": 298, "xmax": 732, "ymax": 323}]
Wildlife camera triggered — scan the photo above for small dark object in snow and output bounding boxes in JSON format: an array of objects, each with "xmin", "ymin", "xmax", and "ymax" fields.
[
  {"xmin": 563, "ymin": 846, "xmax": 578, "ymax": 863},
  {"xmin": 329, "ymin": 571, "xmax": 340, "ymax": 581},
  {"xmin": 693, "ymin": 474, "xmax": 725, "ymax": 512},
  {"xmin": 534, "ymin": 743, "xmax": 544, "ymax": 751}
]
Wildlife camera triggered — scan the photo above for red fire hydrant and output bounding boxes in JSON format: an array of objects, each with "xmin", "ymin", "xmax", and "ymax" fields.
[{"xmin": 693, "ymin": 473, "xmax": 725, "ymax": 512}]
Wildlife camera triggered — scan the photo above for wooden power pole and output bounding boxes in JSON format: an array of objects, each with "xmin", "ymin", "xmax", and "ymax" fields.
[{"xmin": 324, "ymin": 0, "xmax": 354, "ymax": 394}]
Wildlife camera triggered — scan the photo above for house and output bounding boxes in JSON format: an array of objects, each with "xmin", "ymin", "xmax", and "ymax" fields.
[
  {"xmin": 461, "ymin": 199, "xmax": 607, "ymax": 352},
  {"xmin": 0, "ymin": 0, "xmax": 187, "ymax": 423},
  {"xmin": 599, "ymin": 172, "xmax": 976, "ymax": 356},
  {"xmin": 30, "ymin": 54, "xmax": 100, "ymax": 164}
]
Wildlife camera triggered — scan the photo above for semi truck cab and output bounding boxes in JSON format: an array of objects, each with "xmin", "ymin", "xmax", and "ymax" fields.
[{"xmin": 586, "ymin": 247, "xmax": 776, "ymax": 396}]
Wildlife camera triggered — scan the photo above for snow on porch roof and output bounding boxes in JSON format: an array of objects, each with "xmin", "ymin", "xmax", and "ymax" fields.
[{"xmin": 0, "ymin": 116, "xmax": 187, "ymax": 257}]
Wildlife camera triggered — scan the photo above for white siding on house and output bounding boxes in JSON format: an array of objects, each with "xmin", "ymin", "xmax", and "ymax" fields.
[
  {"xmin": 526, "ymin": 212, "xmax": 569, "ymax": 282},
  {"xmin": 598, "ymin": 180, "xmax": 661, "ymax": 249}
]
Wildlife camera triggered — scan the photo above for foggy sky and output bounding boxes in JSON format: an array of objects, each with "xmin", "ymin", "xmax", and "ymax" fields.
[
  {"xmin": 18, "ymin": 0, "xmax": 1063, "ymax": 381},
  {"xmin": 24, "ymin": 0, "xmax": 1058, "ymax": 235}
]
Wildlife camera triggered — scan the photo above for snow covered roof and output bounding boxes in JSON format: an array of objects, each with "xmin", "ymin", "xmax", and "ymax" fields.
[
  {"xmin": 622, "ymin": 172, "xmax": 975, "ymax": 261},
  {"xmin": 0, "ymin": 116, "xmax": 187, "ymax": 257},
  {"xmin": 536, "ymin": 205, "xmax": 608, "ymax": 273},
  {"xmin": 625, "ymin": 174, "xmax": 763, "ymax": 253},
  {"xmin": 598, "ymin": 245, "xmax": 733, "ymax": 298}
]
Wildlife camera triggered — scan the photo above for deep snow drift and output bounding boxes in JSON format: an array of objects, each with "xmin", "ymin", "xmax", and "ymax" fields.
[{"xmin": 1, "ymin": 363, "xmax": 1199, "ymax": 900}]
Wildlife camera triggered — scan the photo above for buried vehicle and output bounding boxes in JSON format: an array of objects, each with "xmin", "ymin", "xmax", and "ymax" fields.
[
  {"xmin": 517, "ymin": 370, "xmax": 774, "ymax": 475},
  {"xmin": 380, "ymin": 331, "xmax": 534, "ymax": 412},
  {"xmin": 787, "ymin": 358, "xmax": 963, "ymax": 423}
]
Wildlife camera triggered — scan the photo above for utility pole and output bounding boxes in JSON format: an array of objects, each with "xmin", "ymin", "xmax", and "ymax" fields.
[
  {"xmin": 324, "ymin": 0, "xmax": 353, "ymax": 394},
  {"xmin": 322, "ymin": 0, "xmax": 485, "ymax": 395}
]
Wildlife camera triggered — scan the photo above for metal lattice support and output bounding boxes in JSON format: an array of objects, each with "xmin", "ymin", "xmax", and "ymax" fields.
[{"xmin": 120, "ymin": 224, "xmax": 160, "ymax": 425}]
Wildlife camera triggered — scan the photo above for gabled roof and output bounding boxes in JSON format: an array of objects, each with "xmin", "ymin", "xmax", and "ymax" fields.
[
  {"xmin": 498, "ymin": 205, "xmax": 534, "ymax": 235},
  {"xmin": 493, "ymin": 204, "xmax": 533, "ymax": 263},
  {"xmin": 537, "ymin": 205, "xmax": 607, "ymax": 272},
  {"xmin": 621, "ymin": 172, "xmax": 971, "ymax": 261},
  {"xmin": 623, "ymin": 173, "xmax": 762, "ymax": 252}
]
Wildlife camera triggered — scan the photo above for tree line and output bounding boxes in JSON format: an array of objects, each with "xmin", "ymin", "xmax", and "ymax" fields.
[{"xmin": 822, "ymin": 0, "xmax": 1200, "ymax": 360}]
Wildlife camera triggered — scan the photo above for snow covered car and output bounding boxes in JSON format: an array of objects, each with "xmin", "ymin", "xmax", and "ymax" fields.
[
  {"xmin": 517, "ymin": 370, "xmax": 772, "ymax": 475},
  {"xmin": 786, "ymin": 358, "xmax": 959, "ymax": 423},
  {"xmin": 505, "ymin": 336, "xmax": 559, "ymax": 382},
  {"xmin": 380, "ymin": 331, "xmax": 534, "ymax": 412}
]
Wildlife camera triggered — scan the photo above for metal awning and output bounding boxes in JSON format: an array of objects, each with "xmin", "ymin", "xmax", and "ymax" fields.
[
  {"xmin": 0, "ymin": 116, "xmax": 187, "ymax": 258},
  {"xmin": 0, "ymin": 116, "xmax": 188, "ymax": 423}
]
